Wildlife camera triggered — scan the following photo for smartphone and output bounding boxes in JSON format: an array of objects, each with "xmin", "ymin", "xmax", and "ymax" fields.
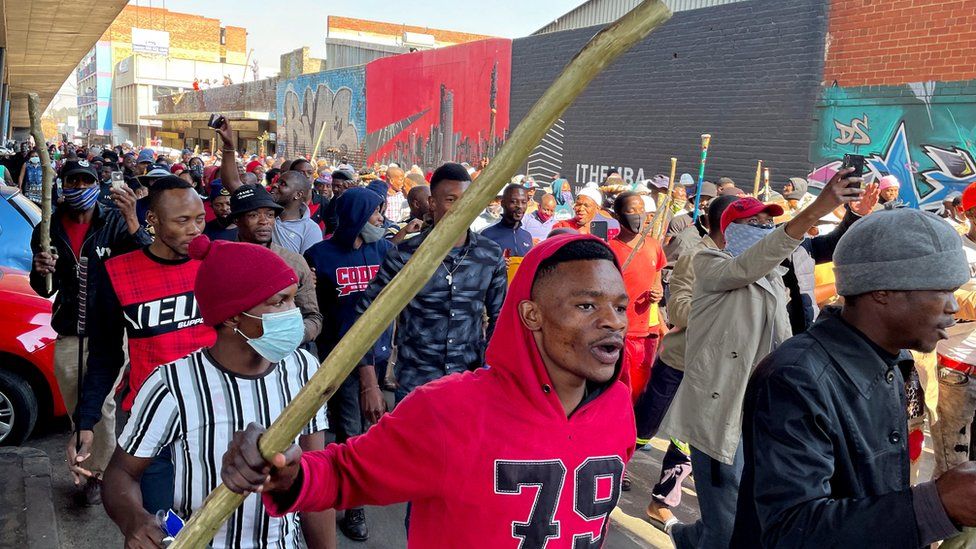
[
  {"xmin": 842, "ymin": 153, "xmax": 866, "ymax": 181},
  {"xmin": 110, "ymin": 171, "xmax": 124, "ymax": 190},
  {"xmin": 207, "ymin": 113, "xmax": 226, "ymax": 129},
  {"xmin": 590, "ymin": 220, "xmax": 609, "ymax": 241}
]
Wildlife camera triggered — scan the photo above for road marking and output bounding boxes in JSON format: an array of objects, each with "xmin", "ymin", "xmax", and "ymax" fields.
[{"xmin": 611, "ymin": 507, "xmax": 674, "ymax": 548}]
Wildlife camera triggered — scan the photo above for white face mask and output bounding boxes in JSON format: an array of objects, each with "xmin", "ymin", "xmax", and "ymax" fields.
[
  {"xmin": 29, "ymin": 157, "xmax": 40, "ymax": 165},
  {"xmin": 360, "ymin": 221, "xmax": 385, "ymax": 244}
]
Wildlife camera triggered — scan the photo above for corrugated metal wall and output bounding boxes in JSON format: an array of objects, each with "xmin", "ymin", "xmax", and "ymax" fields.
[
  {"xmin": 325, "ymin": 40, "xmax": 409, "ymax": 70},
  {"xmin": 533, "ymin": 0, "xmax": 748, "ymax": 35}
]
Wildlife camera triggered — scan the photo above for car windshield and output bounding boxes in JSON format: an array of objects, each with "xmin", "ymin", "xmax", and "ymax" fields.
[{"xmin": 7, "ymin": 191, "xmax": 41, "ymax": 226}]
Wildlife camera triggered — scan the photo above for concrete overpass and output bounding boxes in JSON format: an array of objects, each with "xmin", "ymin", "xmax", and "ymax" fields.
[{"xmin": 0, "ymin": 0, "xmax": 127, "ymax": 139}]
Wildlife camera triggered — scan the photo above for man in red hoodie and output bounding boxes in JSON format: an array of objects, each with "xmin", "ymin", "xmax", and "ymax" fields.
[{"xmin": 221, "ymin": 234, "xmax": 636, "ymax": 547}]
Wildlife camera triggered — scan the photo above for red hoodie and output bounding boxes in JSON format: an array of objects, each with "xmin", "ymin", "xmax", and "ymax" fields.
[{"xmin": 264, "ymin": 234, "xmax": 636, "ymax": 547}]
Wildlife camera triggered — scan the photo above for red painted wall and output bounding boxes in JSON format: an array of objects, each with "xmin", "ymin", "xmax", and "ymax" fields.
[
  {"xmin": 825, "ymin": 0, "xmax": 976, "ymax": 86},
  {"xmin": 365, "ymin": 38, "xmax": 512, "ymax": 167}
]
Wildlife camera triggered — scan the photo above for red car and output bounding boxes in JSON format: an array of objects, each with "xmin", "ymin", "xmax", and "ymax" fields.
[{"xmin": 0, "ymin": 266, "xmax": 64, "ymax": 445}]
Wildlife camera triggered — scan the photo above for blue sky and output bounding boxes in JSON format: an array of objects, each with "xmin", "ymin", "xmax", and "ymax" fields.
[{"xmin": 161, "ymin": 0, "xmax": 583, "ymax": 74}]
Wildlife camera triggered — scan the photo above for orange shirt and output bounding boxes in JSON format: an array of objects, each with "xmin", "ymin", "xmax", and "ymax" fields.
[{"xmin": 609, "ymin": 236, "xmax": 666, "ymax": 337}]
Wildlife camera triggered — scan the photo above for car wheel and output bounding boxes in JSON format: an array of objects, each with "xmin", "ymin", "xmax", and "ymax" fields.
[{"xmin": 0, "ymin": 369, "xmax": 38, "ymax": 446}]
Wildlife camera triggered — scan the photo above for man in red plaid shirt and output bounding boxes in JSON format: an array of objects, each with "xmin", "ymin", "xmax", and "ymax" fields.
[{"xmin": 72, "ymin": 176, "xmax": 216, "ymax": 514}]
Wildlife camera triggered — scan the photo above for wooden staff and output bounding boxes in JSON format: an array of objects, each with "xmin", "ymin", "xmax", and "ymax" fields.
[
  {"xmin": 763, "ymin": 167, "xmax": 771, "ymax": 202},
  {"xmin": 27, "ymin": 94, "xmax": 55, "ymax": 294},
  {"xmin": 310, "ymin": 120, "xmax": 328, "ymax": 161},
  {"xmin": 650, "ymin": 157, "xmax": 677, "ymax": 240},
  {"xmin": 691, "ymin": 133, "xmax": 712, "ymax": 222},
  {"xmin": 752, "ymin": 160, "xmax": 763, "ymax": 197},
  {"xmin": 624, "ymin": 157, "xmax": 677, "ymax": 270},
  {"xmin": 170, "ymin": 2, "xmax": 673, "ymax": 546}
]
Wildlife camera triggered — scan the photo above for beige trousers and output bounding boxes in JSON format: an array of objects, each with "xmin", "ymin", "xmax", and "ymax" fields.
[{"xmin": 53, "ymin": 335, "xmax": 124, "ymax": 476}]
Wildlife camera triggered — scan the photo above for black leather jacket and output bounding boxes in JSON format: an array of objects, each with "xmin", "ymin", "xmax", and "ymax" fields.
[
  {"xmin": 732, "ymin": 309, "xmax": 925, "ymax": 548},
  {"xmin": 30, "ymin": 203, "xmax": 151, "ymax": 335}
]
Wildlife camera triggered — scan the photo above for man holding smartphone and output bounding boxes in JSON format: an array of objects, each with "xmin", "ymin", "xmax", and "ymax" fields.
[{"xmin": 29, "ymin": 160, "xmax": 150, "ymax": 506}]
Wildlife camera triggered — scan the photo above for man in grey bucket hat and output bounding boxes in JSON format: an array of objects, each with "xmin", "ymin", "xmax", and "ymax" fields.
[{"xmin": 732, "ymin": 208, "xmax": 976, "ymax": 547}]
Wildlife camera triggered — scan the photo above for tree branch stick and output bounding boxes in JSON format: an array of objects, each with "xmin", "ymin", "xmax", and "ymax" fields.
[{"xmin": 27, "ymin": 94, "xmax": 55, "ymax": 294}]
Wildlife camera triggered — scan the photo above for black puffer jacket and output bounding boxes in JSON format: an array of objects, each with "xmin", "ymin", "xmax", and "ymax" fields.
[{"xmin": 30, "ymin": 203, "xmax": 151, "ymax": 335}]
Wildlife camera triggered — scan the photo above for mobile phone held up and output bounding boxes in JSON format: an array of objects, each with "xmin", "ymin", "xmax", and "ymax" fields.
[
  {"xmin": 110, "ymin": 171, "xmax": 125, "ymax": 190},
  {"xmin": 842, "ymin": 154, "xmax": 866, "ymax": 188},
  {"xmin": 590, "ymin": 220, "xmax": 609, "ymax": 241},
  {"xmin": 207, "ymin": 113, "xmax": 226, "ymax": 130}
]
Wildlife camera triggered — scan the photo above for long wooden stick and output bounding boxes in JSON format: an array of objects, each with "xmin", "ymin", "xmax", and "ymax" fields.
[
  {"xmin": 752, "ymin": 159, "xmax": 763, "ymax": 197},
  {"xmin": 626, "ymin": 157, "xmax": 677, "ymax": 271},
  {"xmin": 310, "ymin": 119, "xmax": 329, "ymax": 161},
  {"xmin": 171, "ymin": 2, "xmax": 673, "ymax": 546},
  {"xmin": 650, "ymin": 157, "xmax": 678, "ymax": 240},
  {"xmin": 27, "ymin": 94, "xmax": 55, "ymax": 294}
]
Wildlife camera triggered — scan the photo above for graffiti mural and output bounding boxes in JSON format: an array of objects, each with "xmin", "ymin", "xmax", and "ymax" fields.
[
  {"xmin": 276, "ymin": 66, "xmax": 366, "ymax": 162},
  {"xmin": 365, "ymin": 38, "xmax": 511, "ymax": 167},
  {"xmin": 810, "ymin": 80, "xmax": 976, "ymax": 210}
]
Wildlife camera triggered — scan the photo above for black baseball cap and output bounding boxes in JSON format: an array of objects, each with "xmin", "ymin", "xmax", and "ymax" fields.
[
  {"xmin": 59, "ymin": 160, "xmax": 98, "ymax": 182},
  {"xmin": 230, "ymin": 184, "xmax": 283, "ymax": 218}
]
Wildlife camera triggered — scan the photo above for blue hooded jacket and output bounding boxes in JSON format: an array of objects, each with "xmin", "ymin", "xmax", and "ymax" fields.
[{"xmin": 304, "ymin": 187, "xmax": 394, "ymax": 362}]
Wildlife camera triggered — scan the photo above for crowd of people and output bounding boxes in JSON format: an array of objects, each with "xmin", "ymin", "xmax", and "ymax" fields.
[{"xmin": 12, "ymin": 112, "xmax": 976, "ymax": 548}]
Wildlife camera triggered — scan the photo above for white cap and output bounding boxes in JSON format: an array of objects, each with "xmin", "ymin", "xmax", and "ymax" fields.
[
  {"xmin": 578, "ymin": 187, "xmax": 603, "ymax": 206},
  {"xmin": 679, "ymin": 173, "xmax": 695, "ymax": 186}
]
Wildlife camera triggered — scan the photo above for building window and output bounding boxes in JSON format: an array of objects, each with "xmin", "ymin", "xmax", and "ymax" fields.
[{"xmin": 220, "ymin": 28, "xmax": 226, "ymax": 45}]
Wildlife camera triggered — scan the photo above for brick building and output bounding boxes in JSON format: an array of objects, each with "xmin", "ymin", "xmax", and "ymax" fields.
[
  {"xmin": 77, "ymin": 5, "xmax": 248, "ymax": 144},
  {"xmin": 812, "ymin": 0, "xmax": 976, "ymax": 209}
]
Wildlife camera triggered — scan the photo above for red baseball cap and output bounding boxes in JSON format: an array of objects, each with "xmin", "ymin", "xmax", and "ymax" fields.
[
  {"xmin": 720, "ymin": 197, "xmax": 785, "ymax": 233},
  {"xmin": 962, "ymin": 182, "xmax": 976, "ymax": 212}
]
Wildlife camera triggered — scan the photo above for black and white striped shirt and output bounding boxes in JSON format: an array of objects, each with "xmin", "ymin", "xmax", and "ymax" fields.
[{"xmin": 119, "ymin": 348, "xmax": 327, "ymax": 549}]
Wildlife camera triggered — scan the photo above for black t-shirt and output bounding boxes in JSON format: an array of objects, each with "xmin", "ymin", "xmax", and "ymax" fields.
[{"xmin": 203, "ymin": 219, "xmax": 238, "ymax": 241}]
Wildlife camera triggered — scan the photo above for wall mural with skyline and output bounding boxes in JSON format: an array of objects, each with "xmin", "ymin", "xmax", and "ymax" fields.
[{"xmin": 364, "ymin": 38, "xmax": 511, "ymax": 168}]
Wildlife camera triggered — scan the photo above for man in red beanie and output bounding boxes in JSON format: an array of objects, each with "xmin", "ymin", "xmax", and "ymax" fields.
[
  {"xmin": 103, "ymin": 235, "xmax": 334, "ymax": 549},
  {"xmin": 220, "ymin": 234, "xmax": 637, "ymax": 547}
]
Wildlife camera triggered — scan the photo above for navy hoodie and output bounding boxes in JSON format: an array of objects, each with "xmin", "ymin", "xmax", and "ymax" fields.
[{"xmin": 304, "ymin": 187, "xmax": 394, "ymax": 362}]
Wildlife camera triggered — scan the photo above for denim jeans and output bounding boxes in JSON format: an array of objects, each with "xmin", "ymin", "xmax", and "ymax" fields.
[
  {"xmin": 141, "ymin": 446, "xmax": 174, "ymax": 514},
  {"xmin": 671, "ymin": 445, "xmax": 744, "ymax": 549},
  {"xmin": 635, "ymin": 357, "xmax": 684, "ymax": 440},
  {"xmin": 635, "ymin": 358, "xmax": 692, "ymax": 507},
  {"xmin": 329, "ymin": 373, "xmax": 363, "ymax": 443}
]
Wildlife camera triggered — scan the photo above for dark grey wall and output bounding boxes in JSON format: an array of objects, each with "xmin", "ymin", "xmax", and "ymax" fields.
[{"xmin": 510, "ymin": 0, "xmax": 828, "ymax": 192}]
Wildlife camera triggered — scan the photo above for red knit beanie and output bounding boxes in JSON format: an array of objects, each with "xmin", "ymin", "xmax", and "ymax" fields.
[{"xmin": 188, "ymin": 235, "xmax": 298, "ymax": 326}]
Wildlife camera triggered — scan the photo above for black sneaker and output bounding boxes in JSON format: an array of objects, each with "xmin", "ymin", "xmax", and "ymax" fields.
[{"xmin": 339, "ymin": 507, "xmax": 369, "ymax": 542}]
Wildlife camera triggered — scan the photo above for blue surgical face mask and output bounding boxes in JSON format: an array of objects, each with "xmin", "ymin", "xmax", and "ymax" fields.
[
  {"xmin": 724, "ymin": 222, "xmax": 775, "ymax": 257},
  {"xmin": 62, "ymin": 186, "xmax": 99, "ymax": 211},
  {"xmin": 236, "ymin": 307, "xmax": 304, "ymax": 362}
]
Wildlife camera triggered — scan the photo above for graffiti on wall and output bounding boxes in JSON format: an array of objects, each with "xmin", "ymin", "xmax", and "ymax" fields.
[
  {"xmin": 365, "ymin": 38, "xmax": 511, "ymax": 168},
  {"xmin": 810, "ymin": 81, "xmax": 976, "ymax": 210},
  {"xmin": 276, "ymin": 66, "xmax": 366, "ymax": 162}
]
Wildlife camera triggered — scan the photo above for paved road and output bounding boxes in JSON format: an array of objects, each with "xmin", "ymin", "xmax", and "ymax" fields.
[
  {"xmin": 25, "ymin": 418, "xmax": 675, "ymax": 548},
  {"xmin": 21, "ymin": 416, "xmax": 940, "ymax": 548}
]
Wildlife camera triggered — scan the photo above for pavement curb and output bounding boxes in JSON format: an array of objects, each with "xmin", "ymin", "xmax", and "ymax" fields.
[{"xmin": 0, "ymin": 447, "xmax": 61, "ymax": 549}]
